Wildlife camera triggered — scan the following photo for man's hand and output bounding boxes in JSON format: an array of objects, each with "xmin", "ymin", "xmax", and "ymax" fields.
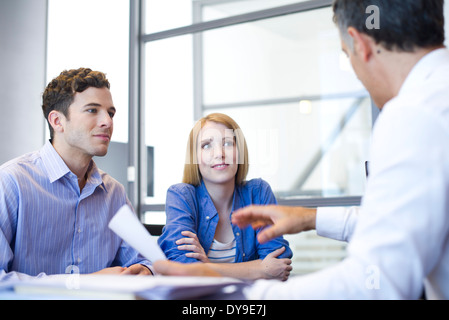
[
  {"xmin": 232, "ymin": 205, "xmax": 317, "ymax": 243},
  {"xmin": 121, "ymin": 264, "xmax": 153, "ymax": 275},
  {"xmin": 91, "ymin": 266, "xmax": 127, "ymax": 275},
  {"xmin": 92, "ymin": 264, "xmax": 152, "ymax": 276}
]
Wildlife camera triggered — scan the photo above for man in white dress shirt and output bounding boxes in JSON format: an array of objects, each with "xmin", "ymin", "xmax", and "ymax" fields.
[{"xmin": 155, "ymin": 0, "xmax": 449, "ymax": 299}]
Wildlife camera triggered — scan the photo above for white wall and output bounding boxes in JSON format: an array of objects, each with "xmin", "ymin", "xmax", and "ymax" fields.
[
  {"xmin": 0, "ymin": 0, "xmax": 47, "ymax": 165},
  {"xmin": 0, "ymin": 0, "xmax": 47, "ymax": 164}
]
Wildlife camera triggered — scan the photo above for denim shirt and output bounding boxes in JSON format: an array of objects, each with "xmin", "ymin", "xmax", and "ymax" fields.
[{"xmin": 158, "ymin": 178, "xmax": 292, "ymax": 263}]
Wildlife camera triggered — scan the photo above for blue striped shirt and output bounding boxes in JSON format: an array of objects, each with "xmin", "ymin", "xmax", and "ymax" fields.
[{"xmin": 0, "ymin": 141, "xmax": 150, "ymax": 281}]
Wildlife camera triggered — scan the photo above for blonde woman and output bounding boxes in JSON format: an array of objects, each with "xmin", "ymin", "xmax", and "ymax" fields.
[{"xmin": 157, "ymin": 113, "xmax": 292, "ymax": 281}]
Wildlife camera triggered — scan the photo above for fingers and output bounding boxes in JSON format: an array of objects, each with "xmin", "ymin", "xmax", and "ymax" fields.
[
  {"xmin": 257, "ymin": 225, "xmax": 285, "ymax": 244},
  {"xmin": 185, "ymin": 252, "xmax": 208, "ymax": 263},
  {"xmin": 234, "ymin": 206, "xmax": 318, "ymax": 242},
  {"xmin": 283, "ymin": 261, "xmax": 293, "ymax": 281},
  {"xmin": 176, "ymin": 231, "xmax": 201, "ymax": 252},
  {"xmin": 121, "ymin": 264, "xmax": 152, "ymax": 275},
  {"xmin": 92, "ymin": 266, "xmax": 126, "ymax": 275},
  {"xmin": 231, "ymin": 205, "xmax": 277, "ymax": 228},
  {"xmin": 178, "ymin": 244, "xmax": 201, "ymax": 252},
  {"xmin": 180, "ymin": 230, "xmax": 197, "ymax": 238},
  {"xmin": 264, "ymin": 247, "xmax": 292, "ymax": 267},
  {"xmin": 176, "ymin": 231, "xmax": 209, "ymax": 262},
  {"xmin": 266, "ymin": 246, "xmax": 286, "ymax": 258},
  {"xmin": 260, "ymin": 246, "xmax": 294, "ymax": 281}
]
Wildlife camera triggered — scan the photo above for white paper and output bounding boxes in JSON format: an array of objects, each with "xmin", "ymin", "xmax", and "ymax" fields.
[
  {"xmin": 10, "ymin": 274, "xmax": 245, "ymax": 300},
  {"xmin": 108, "ymin": 205, "xmax": 166, "ymax": 262}
]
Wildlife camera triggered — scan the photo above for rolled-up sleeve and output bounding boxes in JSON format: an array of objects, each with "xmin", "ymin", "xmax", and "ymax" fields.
[{"xmin": 157, "ymin": 185, "xmax": 199, "ymax": 263}]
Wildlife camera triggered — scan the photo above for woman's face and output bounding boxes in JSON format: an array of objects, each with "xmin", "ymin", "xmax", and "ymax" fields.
[{"xmin": 197, "ymin": 121, "xmax": 238, "ymax": 187}]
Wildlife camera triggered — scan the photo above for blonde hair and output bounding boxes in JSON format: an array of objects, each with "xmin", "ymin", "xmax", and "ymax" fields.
[{"xmin": 182, "ymin": 113, "xmax": 249, "ymax": 186}]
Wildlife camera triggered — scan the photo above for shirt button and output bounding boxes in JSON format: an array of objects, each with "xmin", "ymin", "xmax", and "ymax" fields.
[
  {"xmin": 236, "ymin": 232, "xmax": 240, "ymax": 236},
  {"xmin": 206, "ymin": 216, "xmax": 210, "ymax": 220},
  {"xmin": 77, "ymin": 258, "xmax": 81, "ymax": 263},
  {"xmin": 78, "ymin": 228, "xmax": 82, "ymax": 233},
  {"xmin": 243, "ymin": 253, "xmax": 246, "ymax": 257}
]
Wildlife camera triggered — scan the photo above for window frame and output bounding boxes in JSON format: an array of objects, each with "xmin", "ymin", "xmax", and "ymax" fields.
[{"xmin": 129, "ymin": 0, "xmax": 378, "ymax": 228}]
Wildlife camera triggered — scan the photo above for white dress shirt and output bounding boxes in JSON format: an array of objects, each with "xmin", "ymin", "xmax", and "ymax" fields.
[{"xmin": 245, "ymin": 48, "xmax": 449, "ymax": 300}]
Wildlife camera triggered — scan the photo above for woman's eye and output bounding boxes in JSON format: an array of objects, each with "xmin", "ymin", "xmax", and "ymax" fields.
[
  {"xmin": 202, "ymin": 143, "xmax": 211, "ymax": 150},
  {"xmin": 223, "ymin": 140, "xmax": 234, "ymax": 147}
]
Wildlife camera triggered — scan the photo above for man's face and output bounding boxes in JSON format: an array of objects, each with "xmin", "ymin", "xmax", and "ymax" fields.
[
  {"xmin": 61, "ymin": 87, "xmax": 115, "ymax": 158},
  {"xmin": 340, "ymin": 33, "xmax": 387, "ymax": 108},
  {"xmin": 341, "ymin": 39, "xmax": 367, "ymax": 89}
]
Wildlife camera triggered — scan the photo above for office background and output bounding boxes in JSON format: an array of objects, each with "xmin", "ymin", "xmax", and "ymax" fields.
[{"xmin": 2, "ymin": 0, "xmax": 449, "ymax": 275}]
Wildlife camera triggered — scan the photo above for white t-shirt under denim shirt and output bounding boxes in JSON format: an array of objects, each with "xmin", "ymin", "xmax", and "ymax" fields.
[{"xmin": 207, "ymin": 238, "xmax": 237, "ymax": 263}]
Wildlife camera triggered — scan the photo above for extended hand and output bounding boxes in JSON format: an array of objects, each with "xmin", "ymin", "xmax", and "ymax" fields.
[{"xmin": 232, "ymin": 205, "xmax": 317, "ymax": 243}]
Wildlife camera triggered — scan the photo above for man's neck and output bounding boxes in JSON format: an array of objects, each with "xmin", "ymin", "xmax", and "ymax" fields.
[
  {"xmin": 51, "ymin": 138, "xmax": 92, "ymax": 182},
  {"xmin": 377, "ymin": 45, "xmax": 444, "ymax": 108}
]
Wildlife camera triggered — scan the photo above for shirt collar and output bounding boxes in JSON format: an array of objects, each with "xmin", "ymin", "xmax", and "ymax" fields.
[
  {"xmin": 39, "ymin": 140, "xmax": 105, "ymax": 191},
  {"xmin": 40, "ymin": 140, "xmax": 72, "ymax": 183},
  {"xmin": 85, "ymin": 161, "xmax": 105, "ymax": 191},
  {"xmin": 197, "ymin": 180, "xmax": 241, "ymax": 218},
  {"xmin": 398, "ymin": 48, "xmax": 449, "ymax": 97}
]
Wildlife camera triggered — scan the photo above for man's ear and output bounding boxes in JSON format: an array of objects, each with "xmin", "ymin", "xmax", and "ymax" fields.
[
  {"xmin": 347, "ymin": 27, "xmax": 374, "ymax": 62},
  {"xmin": 48, "ymin": 110, "xmax": 65, "ymax": 134}
]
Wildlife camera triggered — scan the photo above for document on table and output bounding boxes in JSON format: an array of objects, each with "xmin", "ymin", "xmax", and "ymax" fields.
[
  {"xmin": 108, "ymin": 204, "xmax": 166, "ymax": 263},
  {"xmin": 0, "ymin": 205, "xmax": 248, "ymax": 300},
  {"xmin": 9, "ymin": 274, "xmax": 246, "ymax": 300}
]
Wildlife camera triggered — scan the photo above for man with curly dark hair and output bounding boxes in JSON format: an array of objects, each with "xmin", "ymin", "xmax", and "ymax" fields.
[
  {"xmin": 0, "ymin": 68, "xmax": 153, "ymax": 281},
  {"xmin": 42, "ymin": 68, "xmax": 111, "ymax": 141}
]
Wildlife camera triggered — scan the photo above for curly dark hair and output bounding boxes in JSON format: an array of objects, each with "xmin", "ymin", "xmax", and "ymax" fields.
[{"xmin": 42, "ymin": 68, "xmax": 110, "ymax": 139}]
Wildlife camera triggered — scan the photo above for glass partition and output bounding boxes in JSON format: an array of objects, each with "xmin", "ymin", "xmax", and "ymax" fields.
[
  {"xmin": 47, "ymin": 0, "xmax": 130, "ymax": 143},
  {"xmin": 141, "ymin": 1, "xmax": 372, "ymax": 275},
  {"xmin": 202, "ymin": 0, "xmax": 311, "ymax": 21},
  {"xmin": 207, "ymin": 97, "xmax": 371, "ymax": 200},
  {"xmin": 144, "ymin": 35, "xmax": 195, "ymax": 205},
  {"xmin": 201, "ymin": 7, "xmax": 370, "ymax": 200}
]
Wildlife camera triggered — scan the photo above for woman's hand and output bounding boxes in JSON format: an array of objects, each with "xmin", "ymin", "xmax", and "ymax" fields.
[
  {"xmin": 176, "ymin": 231, "xmax": 210, "ymax": 263},
  {"xmin": 154, "ymin": 260, "xmax": 221, "ymax": 277},
  {"xmin": 259, "ymin": 247, "xmax": 292, "ymax": 281}
]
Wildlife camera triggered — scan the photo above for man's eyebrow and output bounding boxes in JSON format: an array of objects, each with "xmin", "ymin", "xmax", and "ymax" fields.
[{"xmin": 83, "ymin": 102, "xmax": 102, "ymax": 108}]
